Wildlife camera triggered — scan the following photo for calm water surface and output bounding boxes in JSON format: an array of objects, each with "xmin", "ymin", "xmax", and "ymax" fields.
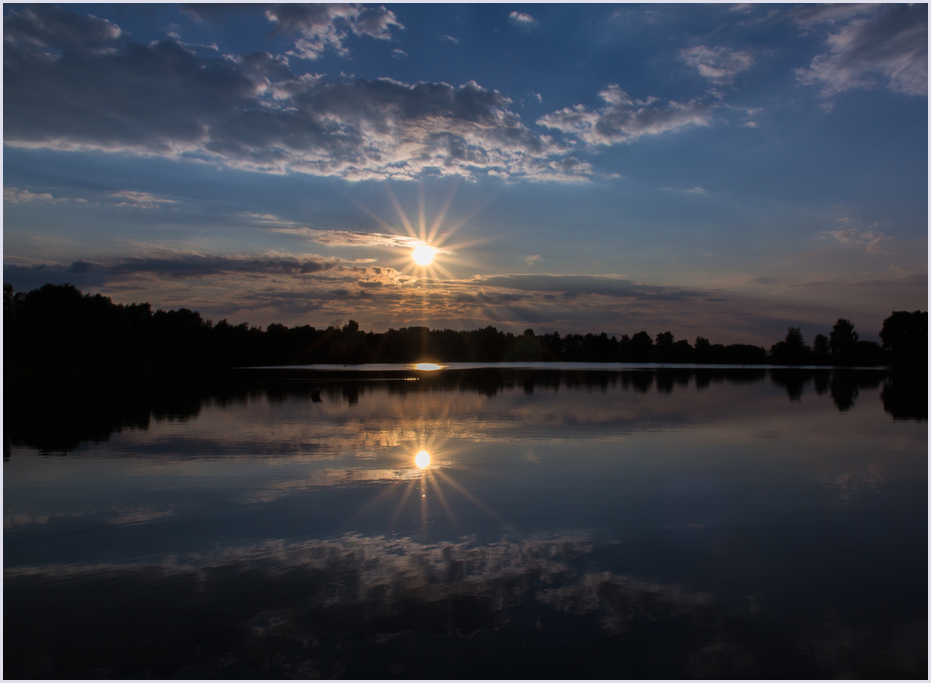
[{"xmin": 4, "ymin": 366, "xmax": 927, "ymax": 678}]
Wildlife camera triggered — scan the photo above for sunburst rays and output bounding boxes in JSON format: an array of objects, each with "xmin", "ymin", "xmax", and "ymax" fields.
[
  {"xmin": 348, "ymin": 182, "xmax": 491, "ymax": 283},
  {"xmin": 344, "ymin": 434, "xmax": 509, "ymax": 541}
]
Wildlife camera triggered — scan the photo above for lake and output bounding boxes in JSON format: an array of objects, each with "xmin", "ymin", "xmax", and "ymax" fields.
[{"xmin": 4, "ymin": 365, "xmax": 927, "ymax": 678}]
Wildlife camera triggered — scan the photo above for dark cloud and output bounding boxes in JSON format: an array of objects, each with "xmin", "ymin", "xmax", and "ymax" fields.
[
  {"xmin": 3, "ymin": 4, "xmax": 122, "ymax": 53},
  {"xmin": 4, "ymin": 254, "xmax": 344, "ymax": 292},
  {"xmin": 69, "ymin": 260, "xmax": 93, "ymax": 274},
  {"xmin": 475, "ymin": 275, "xmax": 706, "ymax": 302},
  {"xmin": 454, "ymin": 291, "xmax": 529, "ymax": 305}
]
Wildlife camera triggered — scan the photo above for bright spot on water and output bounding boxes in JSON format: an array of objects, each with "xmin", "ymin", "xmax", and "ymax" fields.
[
  {"xmin": 415, "ymin": 450, "xmax": 431, "ymax": 469},
  {"xmin": 413, "ymin": 363, "xmax": 444, "ymax": 371},
  {"xmin": 412, "ymin": 244, "xmax": 437, "ymax": 266}
]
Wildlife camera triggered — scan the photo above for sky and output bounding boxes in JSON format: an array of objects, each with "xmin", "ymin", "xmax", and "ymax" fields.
[{"xmin": 3, "ymin": 3, "xmax": 927, "ymax": 345}]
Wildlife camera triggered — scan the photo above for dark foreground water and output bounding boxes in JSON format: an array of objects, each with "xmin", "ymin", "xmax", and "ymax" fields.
[{"xmin": 4, "ymin": 366, "xmax": 927, "ymax": 679}]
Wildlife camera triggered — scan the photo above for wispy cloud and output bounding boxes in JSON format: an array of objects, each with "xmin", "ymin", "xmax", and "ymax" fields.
[
  {"xmin": 269, "ymin": 226, "xmax": 452, "ymax": 253},
  {"xmin": 822, "ymin": 227, "xmax": 890, "ymax": 254},
  {"xmin": 439, "ymin": 34, "xmax": 459, "ymax": 45},
  {"xmin": 795, "ymin": 4, "xmax": 928, "ymax": 98},
  {"xmin": 111, "ymin": 191, "xmax": 178, "ymax": 208},
  {"xmin": 681, "ymin": 45, "xmax": 754, "ymax": 85},
  {"xmin": 537, "ymin": 86, "xmax": 711, "ymax": 146},
  {"xmin": 663, "ymin": 186, "xmax": 707, "ymax": 195}
]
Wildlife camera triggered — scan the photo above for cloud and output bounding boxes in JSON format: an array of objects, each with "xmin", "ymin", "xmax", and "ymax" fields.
[
  {"xmin": 790, "ymin": 4, "xmax": 879, "ymax": 29},
  {"xmin": 265, "ymin": 4, "xmax": 403, "ymax": 60},
  {"xmin": 439, "ymin": 34, "xmax": 459, "ymax": 45},
  {"xmin": 473, "ymin": 274, "xmax": 706, "ymax": 302},
  {"xmin": 537, "ymin": 86, "xmax": 712, "ymax": 146},
  {"xmin": 391, "ymin": 48, "xmax": 407, "ymax": 59},
  {"xmin": 4, "ymin": 187, "xmax": 89, "ymax": 204},
  {"xmin": 268, "ymin": 226, "xmax": 451, "ymax": 253},
  {"xmin": 111, "ymin": 190, "xmax": 178, "ymax": 208},
  {"xmin": 795, "ymin": 4, "xmax": 928, "ymax": 97},
  {"xmin": 2, "ymin": 6, "xmax": 724, "ymax": 182},
  {"xmin": 3, "ymin": 6, "xmax": 584, "ymax": 182},
  {"xmin": 663, "ymin": 186, "xmax": 706, "ymax": 194},
  {"xmin": 822, "ymin": 227, "xmax": 890, "ymax": 254},
  {"xmin": 5, "ymin": 188, "xmax": 57, "ymax": 203},
  {"xmin": 681, "ymin": 45, "xmax": 754, "ymax": 85},
  {"xmin": 508, "ymin": 11, "xmax": 538, "ymax": 30},
  {"xmin": 3, "ymin": 3, "xmax": 122, "ymax": 52},
  {"xmin": 526, "ymin": 254, "xmax": 541, "ymax": 266}
]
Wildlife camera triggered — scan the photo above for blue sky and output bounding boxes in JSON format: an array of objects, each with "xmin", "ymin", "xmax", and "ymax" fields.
[{"xmin": 3, "ymin": 3, "xmax": 927, "ymax": 344}]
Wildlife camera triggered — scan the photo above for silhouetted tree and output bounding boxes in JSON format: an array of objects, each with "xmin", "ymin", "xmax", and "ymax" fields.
[
  {"xmin": 880, "ymin": 310, "xmax": 928, "ymax": 368},
  {"xmin": 829, "ymin": 318, "xmax": 859, "ymax": 364},
  {"xmin": 654, "ymin": 331, "xmax": 674, "ymax": 361},
  {"xmin": 769, "ymin": 327, "xmax": 812, "ymax": 365},
  {"xmin": 629, "ymin": 331, "xmax": 654, "ymax": 362},
  {"xmin": 813, "ymin": 333, "xmax": 829, "ymax": 360}
]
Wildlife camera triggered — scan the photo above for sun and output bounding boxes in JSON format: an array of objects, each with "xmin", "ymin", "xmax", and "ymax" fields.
[
  {"xmin": 412, "ymin": 244, "xmax": 437, "ymax": 266},
  {"xmin": 415, "ymin": 450, "xmax": 431, "ymax": 469}
]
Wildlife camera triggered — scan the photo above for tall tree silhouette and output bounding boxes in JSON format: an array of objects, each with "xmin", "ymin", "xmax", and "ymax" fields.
[{"xmin": 880, "ymin": 310, "xmax": 928, "ymax": 368}]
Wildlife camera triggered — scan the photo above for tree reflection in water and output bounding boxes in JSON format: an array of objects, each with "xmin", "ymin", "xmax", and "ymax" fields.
[
  {"xmin": 7, "ymin": 368, "xmax": 923, "ymax": 456},
  {"xmin": 4, "ymin": 366, "xmax": 926, "ymax": 678}
]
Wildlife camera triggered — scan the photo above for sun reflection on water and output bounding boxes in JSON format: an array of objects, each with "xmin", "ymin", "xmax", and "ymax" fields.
[
  {"xmin": 412, "ymin": 363, "xmax": 444, "ymax": 371},
  {"xmin": 415, "ymin": 450, "xmax": 431, "ymax": 469},
  {"xmin": 346, "ymin": 438, "xmax": 508, "ymax": 541}
]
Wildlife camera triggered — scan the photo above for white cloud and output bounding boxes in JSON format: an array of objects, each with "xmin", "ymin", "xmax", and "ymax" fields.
[
  {"xmin": 4, "ymin": 188, "xmax": 57, "ymax": 203},
  {"xmin": 822, "ymin": 226, "xmax": 891, "ymax": 254},
  {"xmin": 681, "ymin": 45, "xmax": 754, "ymax": 85},
  {"xmin": 111, "ymin": 190, "xmax": 178, "ymax": 208},
  {"xmin": 795, "ymin": 4, "xmax": 928, "ymax": 98},
  {"xmin": 4, "ymin": 187, "xmax": 89, "ymax": 204},
  {"xmin": 537, "ymin": 86, "xmax": 712, "ymax": 146},
  {"xmin": 265, "ymin": 4, "xmax": 403, "ymax": 60},
  {"xmin": 439, "ymin": 34, "xmax": 460, "ymax": 45},
  {"xmin": 508, "ymin": 11, "xmax": 538, "ymax": 30},
  {"xmin": 1, "ymin": 6, "xmax": 722, "ymax": 183}
]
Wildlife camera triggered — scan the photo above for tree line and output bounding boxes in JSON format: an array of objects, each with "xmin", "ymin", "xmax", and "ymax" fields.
[{"xmin": 4, "ymin": 283, "xmax": 927, "ymax": 383}]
